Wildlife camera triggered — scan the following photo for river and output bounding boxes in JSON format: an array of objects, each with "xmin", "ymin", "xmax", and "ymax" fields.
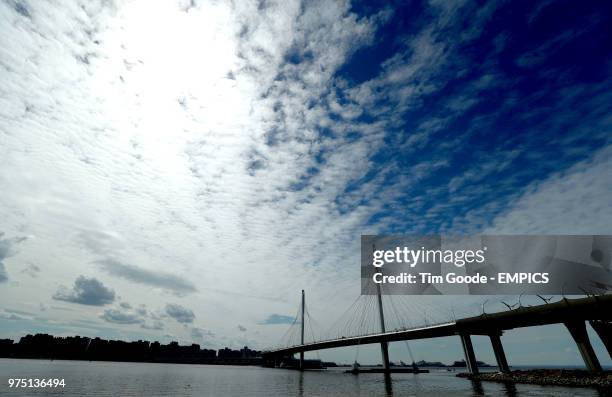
[{"xmin": 0, "ymin": 359, "xmax": 608, "ymax": 396}]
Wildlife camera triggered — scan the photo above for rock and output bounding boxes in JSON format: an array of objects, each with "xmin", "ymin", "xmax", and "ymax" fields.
[{"xmin": 456, "ymin": 369, "xmax": 612, "ymax": 388}]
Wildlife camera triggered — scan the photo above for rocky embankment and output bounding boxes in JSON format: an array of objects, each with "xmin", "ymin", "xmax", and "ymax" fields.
[{"xmin": 457, "ymin": 369, "xmax": 612, "ymax": 388}]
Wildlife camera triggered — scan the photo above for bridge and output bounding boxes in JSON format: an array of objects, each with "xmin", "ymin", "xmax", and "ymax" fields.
[{"xmin": 262, "ymin": 291, "xmax": 612, "ymax": 374}]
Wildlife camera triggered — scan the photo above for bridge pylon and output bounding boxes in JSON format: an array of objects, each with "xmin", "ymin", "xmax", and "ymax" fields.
[
  {"xmin": 300, "ymin": 289, "xmax": 305, "ymax": 371},
  {"xmin": 374, "ymin": 245, "xmax": 391, "ymax": 372}
]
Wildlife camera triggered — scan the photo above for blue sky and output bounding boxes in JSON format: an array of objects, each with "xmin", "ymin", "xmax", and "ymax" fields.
[
  {"xmin": 335, "ymin": 0, "xmax": 611, "ymax": 234},
  {"xmin": 0, "ymin": 0, "xmax": 611, "ymax": 366}
]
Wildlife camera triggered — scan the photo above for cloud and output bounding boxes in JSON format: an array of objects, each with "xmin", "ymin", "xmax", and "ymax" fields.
[
  {"xmin": 135, "ymin": 304, "xmax": 148, "ymax": 316},
  {"xmin": 141, "ymin": 320, "xmax": 164, "ymax": 330},
  {"xmin": 100, "ymin": 302, "xmax": 208, "ymax": 340},
  {"xmin": 21, "ymin": 263, "xmax": 41, "ymax": 278},
  {"xmin": 485, "ymin": 145, "xmax": 612, "ymax": 234},
  {"xmin": 100, "ymin": 302, "xmax": 166, "ymax": 329},
  {"xmin": 191, "ymin": 327, "xmax": 215, "ymax": 341},
  {"xmin": 165, "ymin": 303, "xmax": 195, "ymax": 324},
  {"xmin": 0, "ymin": 312, "xmax": 26, "ymax": 320},
  {"xmin": 101, "ymin": 308, "xmax": 142, "ymax": 324},
  {"xmin": 260, "ymin": 314, "xmax": 295, "ymax": 325},
  {"xmin": 0, "ymin": 308, "xmax": 33, "ymax": 321},
  {"xmin": 0, "ymin": 232, "xmax": 27, "ymax": 283},
  {"xmin": 53, "ymin": 276, "xmax": 116, "ymax": 306},
  {"xmin": 78, "ymin": 230, "xmax": 125, "ymax": 256},
  {"xmin": 97, "ymin": 258, "xmax": 197, "ymax": 295}
]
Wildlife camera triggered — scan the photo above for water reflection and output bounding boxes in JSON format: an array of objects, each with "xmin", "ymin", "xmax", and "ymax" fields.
[
  {"xmin": 469, "ymin": 379, "xmax": 485, "ymax": 396},
  {"xmin": 294, "ymin": 371, "xmax": 606, "ymax": 397},
  {"xmin": 297, "ymin": 371, "xmax": 304, "ymax": 397},
  {"xmin": 595, "ymin": 387, "xmax": 612, "ymax": 397},
  {"xmin": 0, "ymin": 359, "xmax": 606, "ymax": 397},
  {"xmin": 383, "ymin": 373, "xmax": 393, "ymax": 397},
  {"xmin": 501, "ymin": 381, "xmax": 518, "ymax": 397}
]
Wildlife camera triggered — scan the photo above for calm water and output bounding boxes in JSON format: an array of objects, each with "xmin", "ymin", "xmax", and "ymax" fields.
[{"xmin": 0, "ymin": 359, "xmax": 608, "ymax": 396}]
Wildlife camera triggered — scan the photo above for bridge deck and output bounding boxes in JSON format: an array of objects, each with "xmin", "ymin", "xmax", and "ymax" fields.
[{"xmin": 264, "ymin": 295, "xmax": 612, "ymax": 356}]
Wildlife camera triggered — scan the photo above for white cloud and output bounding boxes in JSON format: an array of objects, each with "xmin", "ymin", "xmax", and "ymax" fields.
[
  {"xmin": 487, "ymin": 145, "xmax": 612, "ymax": 234},
  {"xmin": 0, "ymin": 0, "xmax": 383, "ymax": 347},
  {"xmin": 165, "ymin": 304, "xmax": 195, "ymax": 324},
  {"xmin": 101, "ymin": 308, "xmax": 142, "ymax": 325},
  {"xmin": 0, "ymin": 233, "xmax": 27, "ymax": 283},
  {"xmin": 53, "ymin": 276, "xmax": 116, "ymax": 306}
]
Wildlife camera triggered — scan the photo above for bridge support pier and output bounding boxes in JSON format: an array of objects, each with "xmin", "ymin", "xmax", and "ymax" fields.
[
  {"xmin": 565, "ymin": 320, "xmax": 602, "ymax": 372},
  {"xmin": 460, "ymin": 333, "xmax": 478, "ymax": 375},
  {"xmin": 489, "ymin": 333, "xmax": 509, "ymax": 373},
  {"xmin": 380, "ymin": 341, "xmax": 390, "ymax": 372},
  {"xmin": 590, "ymin": 320, "xmax": 612, "ymax": 359}
]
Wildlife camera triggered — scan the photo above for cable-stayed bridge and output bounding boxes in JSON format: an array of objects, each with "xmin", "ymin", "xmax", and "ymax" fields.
[{"xmin": 262, "ymin": 290, "xmax": 612, "ymax": 374}]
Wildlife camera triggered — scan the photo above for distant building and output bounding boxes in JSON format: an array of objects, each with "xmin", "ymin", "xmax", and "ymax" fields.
[
  {"xmin": 240, "ymin": 346, "xmax": 260, "ymax": 358},
  {"xmin": 0, "ymin": 339, "xmax": 14, "ymax": 357},
  {"xmin": 0, "ymin": 333, "xmax": 259, "ymax": 365},
  {"xmin": 218, "ymin": 347, "xmax": 241, "ymax": 359}
]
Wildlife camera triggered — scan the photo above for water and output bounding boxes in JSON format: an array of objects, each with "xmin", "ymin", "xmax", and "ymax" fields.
[{"xmin": 0, "ymin": 359, "xmax": 608, "ymax": 396}]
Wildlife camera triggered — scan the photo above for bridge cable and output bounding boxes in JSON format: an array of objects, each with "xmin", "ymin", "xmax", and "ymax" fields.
[
  {"xmin": 385, "ymin": 292, "xmax": 417, "ymax": 364},
  {"xmin": 279, "ymin": 302, "xmax": 302, "ymax": 347},
  {"xmin": 303, "ymin": 301, "xmax": 322, "ymax": 360}
]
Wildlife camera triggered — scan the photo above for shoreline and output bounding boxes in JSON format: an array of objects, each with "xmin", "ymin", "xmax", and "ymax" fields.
[
  {"xmin": 0, "ymin": 356, "xmax": 263, "ymax": 366},
  {"xmin": 458, "ymin": 369, "xmax": 612, "ymax": 388}
]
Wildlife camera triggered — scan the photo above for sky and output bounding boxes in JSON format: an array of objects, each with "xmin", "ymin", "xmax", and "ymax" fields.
[{"xmin": 0, "ymin": 0, "xmax": 611, "ymax": 366}]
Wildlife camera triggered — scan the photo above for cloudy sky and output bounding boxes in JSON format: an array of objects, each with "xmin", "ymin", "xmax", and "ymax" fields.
[{"xmin": 1, "ymin": 0, "xmax": 611, "ymax": 365}]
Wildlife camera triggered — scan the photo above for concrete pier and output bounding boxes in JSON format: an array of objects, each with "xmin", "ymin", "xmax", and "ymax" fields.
[
  {"xmin": 589, "ymin": 320, "xmax": 612, "ymax": 359},
  {"xmin": 460, "ymin": 333, "xmax": 478, "ymax": 374},
  {"xmin": 380, "ymin": 341, "xmax": 390, "ymax": 372},
  {"xmin": 565, "ymin": 320, "xmax": 602, "ymax": 372},
  {"xmin": 489, "ymin": 333, "xmax": 510, "ymax": 373}
]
